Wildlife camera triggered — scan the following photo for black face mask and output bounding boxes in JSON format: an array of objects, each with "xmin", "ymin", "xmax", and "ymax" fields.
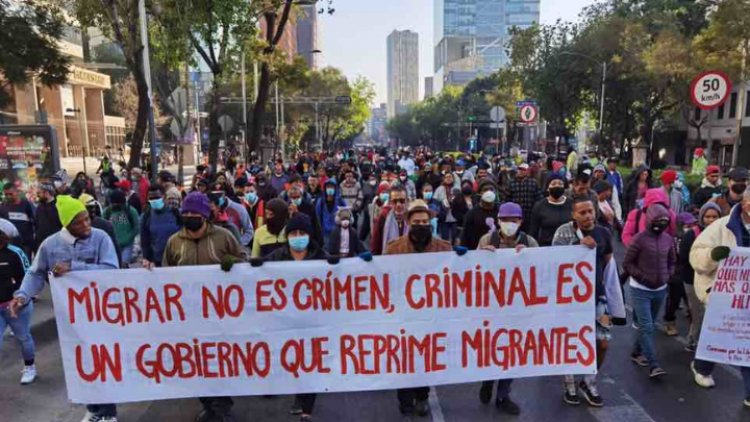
[
  {"xmin": 409, "ymin": 224, "xmax": 433, "ymax": 251},
  {"xmin": 549, "ymin": 187, "xmax": 565, "ymax": 199},
  {"xmin": 731, "ymin": 183, "xmax": 747, "ymax": 195},
  {"xmin": 184, "ymin": 216, "xmax": 204, "ymax": 232},
  {"xmin": 650, "ymin": 220, "xmax": 669, "ymax": 233}
]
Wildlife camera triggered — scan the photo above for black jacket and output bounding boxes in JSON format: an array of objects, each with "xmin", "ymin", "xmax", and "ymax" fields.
[
  {"xmin": 328, "ymin": 226, "xmax": 367, "ymax": 257},
  {"xmin": 0, "ymin": 245, "xmax": 28, "ymax": 303},
  {"xmin": 34, "ymin": 200, "xmax": 62, "ymax": 252},
  {"xmin": 460, "ymin": 204, "xmax": 498, "ymax": 250}
]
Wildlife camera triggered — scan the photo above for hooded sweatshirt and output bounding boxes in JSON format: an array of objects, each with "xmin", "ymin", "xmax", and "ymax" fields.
[
  {"xmin": 622, "ymin": 188, "xmax": 677, "ymax": 246},
  {"xmin": 623, "ymin": 204, "xmax": 676, "ymax": 290},
  {"xmin": 677, "ymin": 202, "xmax": 722, "ymax": 284}
]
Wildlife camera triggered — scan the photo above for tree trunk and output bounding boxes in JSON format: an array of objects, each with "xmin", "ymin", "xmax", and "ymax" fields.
[
  {"xmin": 249, "ymin": 61, "xmax": 272, "ymax": 156},
  {"xmin": 207, "ymin": 76, "xmax": 222, "ymax": 169},
  {"xmin": 128, "ymin": 56, "xmax": 150, "ymax": 170}
]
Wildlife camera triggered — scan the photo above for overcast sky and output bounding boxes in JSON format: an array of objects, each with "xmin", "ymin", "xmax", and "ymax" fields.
[{"xmin": 318, "ymin": 0, "xmax": 598, "ymax": 105}]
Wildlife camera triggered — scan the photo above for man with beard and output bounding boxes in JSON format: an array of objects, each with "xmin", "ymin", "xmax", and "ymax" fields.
[
  {"xmin": 371, "ymin": 185, "xmax": 409, "ymax": 255},
  {"xmin": 33, "ymin": 182, "xmax": 61, "ymax": 252},
  {"xmin": 162, "ymin": 192, "xmax": 245, "ymax": 422},
  {"xmin": 10, "ymin": 195, "xmax": 119, "ymax": 422},
  {"xmin": 384, "ymin": 200, "xmax": 453, "ymax": 416},
  {"xmin": 251, "ymin": 197, "xmax": 289, "ymax": 258}
]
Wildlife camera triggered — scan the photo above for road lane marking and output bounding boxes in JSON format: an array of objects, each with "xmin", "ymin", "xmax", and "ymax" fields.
[{"xmin": 429, "ymin": 388, "xmax": 445, "ymax": 422}]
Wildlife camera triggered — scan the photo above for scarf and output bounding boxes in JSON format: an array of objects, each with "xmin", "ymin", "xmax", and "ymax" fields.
[
  {"xmin": 701, "ymin": 177, "xmax": 722, "ymax": 189},
  {"xmin": 382, "ymin": 210, "xmax": 408, "ymax": 252}
]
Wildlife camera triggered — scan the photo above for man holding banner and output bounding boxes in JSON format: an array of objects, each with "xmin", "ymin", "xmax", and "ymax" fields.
[
  {"xmin": 553, "ymin": 195, "xmax": 625, "ymax": 407},
  {"xmin": 10, "ymin": 195, "xmax": 119, "ymax": 422},
  {"xmin": 689, "ymin": 187, "xmax": 750, "ymax": 407},
  {"xmin": 384, "ymin": 199, "xmax": 454, "ymax": 417},
  {"xmin": 162, "ymin": 191, "xmax": 246, "ymax": 422}
]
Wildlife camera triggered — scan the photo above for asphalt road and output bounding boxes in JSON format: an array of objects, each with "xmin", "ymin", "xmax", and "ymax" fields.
[{"xmin": 1, "ymin": 243, "xmax": 749, "ymax": 422}]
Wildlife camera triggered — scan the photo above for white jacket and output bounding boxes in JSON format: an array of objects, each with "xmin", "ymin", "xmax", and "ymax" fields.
[{"xmin": 689, "ymin": 213, "xmax": 737, "ymax": 303}]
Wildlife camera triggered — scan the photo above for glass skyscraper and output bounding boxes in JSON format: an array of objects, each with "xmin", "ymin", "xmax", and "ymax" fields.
[{"xmin": 433, "ymin": 0, "xmax": 539, "ymax": 92}]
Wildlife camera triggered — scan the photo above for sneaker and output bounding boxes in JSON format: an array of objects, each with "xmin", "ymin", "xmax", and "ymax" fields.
[
  {"xmin": 664, "ymin": 323, "xmax": 678, "ymax": 336},
  {"xmin": 579, "ymin": 381, "xmax": 604, "ymax": 407},
  {"xmin": 691, "ymin": 361, "xmax": 716, "ymax": 388},
  {"xmin": 415, "ymin": 399, "xmax": 430, "ymax": 417},
  {"xmin": 563, "ymin": 382, "xmax": 580, "ymax": 406},
  {"xmin": 631, "ymin": 354, "xmax": 649, "ymax": 367},
  {"xmin": 496, "ymin": 397, "xmax": 521, "ymax": 415},
  {"xmin": 81, "ymin": 414, "xmax": 118, "ymax": 422},
  {"xmin": 20, "ymin": 365, "xmax": 36, "ymax": 385},
  {"xmin": 649, "ymin": 367, "xmax": 667, "ymax": 378},
  {"xmin": 479, "ymin": 381, "xmax": 493, "ymax": 404}
]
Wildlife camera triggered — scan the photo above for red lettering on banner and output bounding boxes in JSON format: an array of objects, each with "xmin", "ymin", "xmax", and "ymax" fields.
[
  {"xmin": 556, "ymin": 263, "xmax": 575, "ymax": 304},
  {"xmin": 75, "ymin": 343, "xmax": 122, "ymax": 382},
  {"xmin": 256, "ymin": 279, "xmax": 287, "ymax": 312},
  {"xmin": 406, "ymin": 275, "xmax": 425, "ymax": 309},
  {"xmin": 202, "ymin": 285, "xmax": 245, "ymax": 319},
  {"xmin": 281, "ymin": 337, "xmax": 331, "ymax": 378},
  {"xmin": 68, "ymin": 283, "xmax": 184, "ymax": 325},
  {"xmin": 574, "ymin": 262, "xmax": 594, "ymax": 303},
  {"xmin": 460, "ymin": 324, "xmax": 596, "ymax": 370},
  {"xmin": 338, "ymin": 331, "xmax": 448, "ymax": 375},
  {"xmin": 135, "ymin": 340, "xmax": 271, "ymax": 383}
]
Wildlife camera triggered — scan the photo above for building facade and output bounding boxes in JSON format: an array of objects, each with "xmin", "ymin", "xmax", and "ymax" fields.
[
  {"xmin": 686, "ymin": 82, "xmax": 750, "ymax": 168},
  {"xmin": 433, "ymin": 0, "xmax": 539, "ymax": 93},
  {"xmin": 1, "ymin": 24, "xmax": 125, "ymax": 159},
  {"xmin": 424, "ymin": 77, "xmax": 434, "ymax": 99},
  {"xmin": 387, "ymin": 30, "xmax": 419, "ymax": 118},
  {"xmin": 368, "ymin": 103, "xmax": 388, "ymax": 144},
  {"xmin": 296, "ymin": 4, "xmax": 320, "ymax": 69}
]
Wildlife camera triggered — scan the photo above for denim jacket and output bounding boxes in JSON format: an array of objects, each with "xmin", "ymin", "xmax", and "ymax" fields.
[{"xmin": 15, "ymin": 228, "xmax": 119, "ymax": 301}]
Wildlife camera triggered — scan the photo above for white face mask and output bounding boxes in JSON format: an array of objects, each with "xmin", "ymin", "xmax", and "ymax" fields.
[
  {"xmin": 341, "ymin": 220, "xmax": 351, "ymax": 228},
  {"xmin": 481, "ymin": 190, "xmax": 496, "ymax": 204},
  {"xmin": 674, "ymin": 180, "xmax": 684, "ymax": 189},
  {"xmin": 500, "ymin": 222, "xmax": 519, "ymax": 238}
]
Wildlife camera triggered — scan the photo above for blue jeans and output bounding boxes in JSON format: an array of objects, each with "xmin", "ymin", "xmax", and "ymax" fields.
[
  {"xmin": 0, "ymin": 301, "xmax": 35, "ymax": 363},
  {"xmin": 694, "ymin": 359, "xmax": 750, "ymax": 399},
  {"xmin": 631, "ymin": 286, "xmax": 667, "ymax": 368}
]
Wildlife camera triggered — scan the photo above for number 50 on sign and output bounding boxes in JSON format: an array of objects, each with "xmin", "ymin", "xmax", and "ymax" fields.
[{"xmin": 690, "ymin": 70, "xmax": 732, "ymax": 110}]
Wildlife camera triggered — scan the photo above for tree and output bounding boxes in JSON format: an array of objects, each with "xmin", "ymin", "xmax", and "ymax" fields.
[
  {"xmin": 249, "ymin": 1, "xmax": 335, "ymax": 157},
  {"xmin": 0, "ymin": 1, "xmax": 70, "ymax": 112},
  {"xmin": 71, "ymin": 0, "xmax": 154, "ymax": 169}
]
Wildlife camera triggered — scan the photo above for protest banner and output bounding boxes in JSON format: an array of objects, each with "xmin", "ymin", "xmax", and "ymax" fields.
[
  {"xmin": 697, "ymin": 247, "xmax": 750, "ymax": 367},
  {"xmin": 50, "ymin": 246, "xmax": 596, "ymax": 403}
]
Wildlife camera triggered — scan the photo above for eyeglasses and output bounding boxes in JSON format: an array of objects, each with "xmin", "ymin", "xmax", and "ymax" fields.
[{"xmin": 390, "ymin": 198, "xmax": 406, "ymax": 204}]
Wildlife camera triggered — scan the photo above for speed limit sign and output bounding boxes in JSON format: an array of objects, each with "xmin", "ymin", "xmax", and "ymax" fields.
[{"xmin": 690, "ymin": 70, "xmax": 732, "ymax": 110}]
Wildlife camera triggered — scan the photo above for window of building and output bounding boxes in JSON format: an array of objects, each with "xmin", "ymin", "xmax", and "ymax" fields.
[{"xmin": 729, "ymin": 92, "xmax": 738, "ymax": 118}]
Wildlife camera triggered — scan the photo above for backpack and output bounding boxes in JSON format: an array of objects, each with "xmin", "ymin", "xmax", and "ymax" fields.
[{"xmin": 490, "ymin": 230, "xmax": 530, "ymax": 249}]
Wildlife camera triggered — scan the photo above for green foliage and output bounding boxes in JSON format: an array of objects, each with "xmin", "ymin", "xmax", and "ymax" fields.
[{"xmin": 0, "ymin": 0, "xmax": 70, "ymax": 110}]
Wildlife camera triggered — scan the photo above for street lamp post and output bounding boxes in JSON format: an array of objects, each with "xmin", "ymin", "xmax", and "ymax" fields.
[{"xmin": 560, "ymin": 51, "xmax": 607, "ymax": 135}]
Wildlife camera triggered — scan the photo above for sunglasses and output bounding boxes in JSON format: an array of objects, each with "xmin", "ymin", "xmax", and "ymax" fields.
[{"xmin": 390, "ymin": 198, "xmax": 406, "ymax": 204}]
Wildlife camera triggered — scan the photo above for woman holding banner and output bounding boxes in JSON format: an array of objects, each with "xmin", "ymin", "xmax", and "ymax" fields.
[{"xmin": 261, "ymin": 213, "xmax": 336, "ymax": 422}]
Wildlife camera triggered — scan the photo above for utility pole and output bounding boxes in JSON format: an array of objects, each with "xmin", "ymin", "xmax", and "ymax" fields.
[
  {"xmin": 139, "ymin": 0, "xmax": 158, "ymax": 182},
  {"xmin": 241, "ymin": 52, "xmax": 248, "ymax": 163},
  {"xmin": 599, "ymin": 61, "xmax": 607, "ymax": 134}
]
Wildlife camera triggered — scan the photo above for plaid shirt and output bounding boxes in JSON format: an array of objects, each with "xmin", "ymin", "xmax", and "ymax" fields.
[{"xmin": 507, "ymin": 178, "xmax": 543, "ymax": 217}]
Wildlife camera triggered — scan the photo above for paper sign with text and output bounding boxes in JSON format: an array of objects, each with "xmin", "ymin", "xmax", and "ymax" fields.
[
  {"xmin": 50, "ymin": 246, "xmax": 596, "ymax": 403},
  {"xmin": 697, "ymin": 247, "xmax": 750, "ymax": 367}
]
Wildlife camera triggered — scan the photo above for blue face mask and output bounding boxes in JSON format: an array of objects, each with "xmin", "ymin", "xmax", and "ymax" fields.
[
  {"xmin": 293, "ymin": 198, "xmax": 302, "ymax": 206},
  {"xmin": 289, "ymin": 234, "xmax": 310, "ymax": 251},
  {"xmin": 218, "ymin": 197, "xmax": 226, "ymax": 207},
  {"xmin": 424, "ymin": 191, "xmax": 433, "ymax": 201},
  {"xmin": 149, "ymin": 198, "xmax": 165, "ymax": 210},
  {"xmin": 326, "ymin": 188, "xmax": 336, "ymax": 196},
  {"xmin": 245, "ymin": 192, "xmax": 257, "ymax": 203},
  {"xmin": 379, "ymin": 193, "xmax": 390, "ymax": 202}
]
